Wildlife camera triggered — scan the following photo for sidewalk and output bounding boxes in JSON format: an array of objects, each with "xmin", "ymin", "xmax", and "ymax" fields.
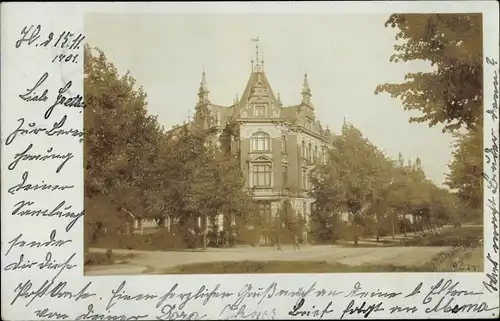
[{"xmin": 340, "ymin": 224, "xmax": 455, "ymax": 246}]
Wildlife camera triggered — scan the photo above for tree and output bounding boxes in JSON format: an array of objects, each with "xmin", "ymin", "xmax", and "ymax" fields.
[
  {"xmin": 84, "ymin": 45, "xmax": 256, "ymax": 250},
  {"xmin": 84, "ymin": 45, "xmax": 167, "ymax": 231},
  {"xmin": 274, "ymin": 199, "xmax": 306, "ymax": 246},
  {"xmin": 375, "ymin": 14, "xmax": 483, "ymax": 132},
  {"xmin": 310, "ymin": 123, "xmax": 394, "ymax": 245},
  {"xmin": 445, "ymin": 125, "xmax": 483, "ymax": 220}
]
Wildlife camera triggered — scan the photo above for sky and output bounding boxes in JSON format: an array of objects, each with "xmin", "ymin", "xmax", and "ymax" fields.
[{"xmin": 85, "ymin": 13, "xmax": 455, "ymax": 186}]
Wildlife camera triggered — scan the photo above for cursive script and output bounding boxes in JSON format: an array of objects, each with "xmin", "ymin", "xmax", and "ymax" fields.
[
  {"xmin": 11, "ymin": 278, "xmax": 95, "ymax": 307},
  {"xmin": 4, "ymin": 252, "xmax": 77, "ymax": 281},
  {"xmin": 4, "ymin": 229, "xmax": 71, "ymax": 256},
  {"xmin": 5, "ymin": 116, "xmax": 84, "ymax": 146},
  {"xmin": 11, "ymin": 200, "xmax": 84, "ymax": 232},
  {"xmin": 288, "ymin": 298, "xmax": 334, "ymax": 319},
  {"xmin": 8, "ymin": 171, "xmax": 74, "ymax": 195},
  {"xmin": 483, "ymin": 56, "xmax": 500, "ymax": 295},
  {"xmin": 8, "ymin": 144, "xmax": 74, "ymax": 173},
  {"xmin": 340, "ymin": 300, "xmax": 384, "ymax": 319},
  {"xmin": 76, "ymin": 304, "xmax": 148, "ymax": 321},
  {"xmin": 219, "ymin": 303, "xmax": 276, "ymax": 320}
]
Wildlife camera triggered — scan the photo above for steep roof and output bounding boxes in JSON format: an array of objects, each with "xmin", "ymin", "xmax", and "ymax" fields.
[{"xmin": 239, "ymin": 71, "xmax": 277, "ymax": 103}]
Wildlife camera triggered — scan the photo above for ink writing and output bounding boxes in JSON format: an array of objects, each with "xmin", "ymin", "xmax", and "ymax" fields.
[
  {"xmin": 18, "ymin": 72, "xmax": 49, "ymax": 103},
  {"xmin": 5, "ymin": 229, "xmax": 71, "ymax": 256},
  {"xmin": 4, "ymin": 252, "xmax": 77, "ymax": 281},
  {"xmin": 34, "ymin": 308, "xmax": 69, "ymax": 320},
  {"xmin": 340, "ymin": 300, "xmax": 384, "ymax": 319},
  {"xmin": 486, "ymin": 57, "xmax": 498, "ymax": 121},
  {"xmin": 483, "ymin": 252, "xmax": 499, "ymax": 293},
  {"xmin": 15, "ymin": 25, "xmax": 84, "ymax": 51},
  {"xmin": 17, "ymin": 72, "xmax": 85, "ymax": 119},
  {"xmin": 155, "ymin": 304, "xmax": 206, "ymax": 320},
  {"xmin": 344, "ymin": 282, "xmax": 401, "ymax": 299},
  {"xmin": 11, "ymin": 278, "xmax": 95, "ymax": 307},
  {"xmin": 389, "ymin": 305, "xmax": 418, "ymax": 314},
  {"xmin": 45, "ymin": 79, "xmax": 85, "ymax": 119},
  {"xmin": 11, "ymin": 200, "xmax": 84, "ymax": 232},
  {"xmin": 8, "ymin": 171, "xmax": 74, "ymax": 195},
  {"xmin": 5, "ymin": 116, "xmax": 84, "ymax": 146},
  {"xmin": 219, "ymin": 303, "xmax": 276, "ymax": 320},
  {"xmin": 287, "ymin": 298, "xmax": 334, "ymax": 319},
  {"xmin": 76, "ymin": 304, "xmax": 148, "ymax": 321},
  {"xmin": 8, "ymin": 144, "xmax": 74, "ymax": 173}
]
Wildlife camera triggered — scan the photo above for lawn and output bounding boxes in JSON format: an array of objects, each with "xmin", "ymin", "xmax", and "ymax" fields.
[
  {"xmin": 161, "ymin": 245, "xmax": 483, "ymax": 274},
  {"xmin": 337, "ymin": 225, "xmax": 483, "ymax": 248},
  {"xmin": 402, "ymin": 225, "xmax": 483, "ymax": 247},
  {"xmin": 84, "ymin": 250, "xmax": 138, "ymax": 266},
  {"xmin": 162, "ymin": 260, "xmax": 435, "ymax": 274}
]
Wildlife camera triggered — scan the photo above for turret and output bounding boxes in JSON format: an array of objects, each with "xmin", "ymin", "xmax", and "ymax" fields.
[
  {"xmin": 415, "ymin": 154, "xmax": 422, "ymax": 170},
  {"xmin": 197, "ymin": 70, "xmax": 210, "ymax": 105},
  {"xmin": 301, "ymin": 72, "xmax": 312, "ymax": 106}
]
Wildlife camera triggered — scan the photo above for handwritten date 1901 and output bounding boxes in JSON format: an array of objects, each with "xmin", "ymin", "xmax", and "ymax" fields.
[
  {"xmin": 15, "ymin": 25, "xmax": 84, "ymax": 50},
  {"xmin": 52, "ymin": 53, "xmax": 79, "ymax": 64}
]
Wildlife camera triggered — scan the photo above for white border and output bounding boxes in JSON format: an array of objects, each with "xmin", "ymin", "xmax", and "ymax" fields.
[{"xmin": 1, "ymin": 2, "xmax": 499, "ymax": 320}]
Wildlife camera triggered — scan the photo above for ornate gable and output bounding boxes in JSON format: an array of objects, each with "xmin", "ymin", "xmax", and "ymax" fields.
[{"xmin": 251, "ymin": 155, "xmax": 272, "ymax": 162}]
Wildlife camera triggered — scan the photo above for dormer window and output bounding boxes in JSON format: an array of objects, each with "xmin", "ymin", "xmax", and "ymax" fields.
[
  {"xmin": 255, "ymin": 105, "xmax": 266, "ymax": 117},
  {"xmin": 305, "ymin": 118, "xmax": 313, "ymax": 130}
]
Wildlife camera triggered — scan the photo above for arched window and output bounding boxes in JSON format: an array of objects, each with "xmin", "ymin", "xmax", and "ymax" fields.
[
  {"xmin": 281, "ymin": 135, "xmax": 287, "ymax": 154},
  {"xmin": 251, "ymin": 132, "xmax": 270, "ymax": 151},
  {"xmin": 252, "ymin": 163, "xmax": 272, "ymax": 187}
]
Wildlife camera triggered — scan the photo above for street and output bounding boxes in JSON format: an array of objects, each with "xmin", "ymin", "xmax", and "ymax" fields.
[{"xmin": 85, "ymin": 244, "xmax": 452, "ymax": 275}]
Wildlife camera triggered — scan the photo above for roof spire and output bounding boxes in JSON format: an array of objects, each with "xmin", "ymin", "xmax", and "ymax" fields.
[
  {"xmin": 301, "ymin": 71, "xmax": 312, "ymax": 106},
  {"xmin": 251, "ymin": 37, "xmax": 261, "ymax": 72},
  {"xmin": 197, "ymin": 69, "xmax": 210, "ymax": 105},
  {"xmin": 416, "ymin": 152, "xmax": 422, "ymax": 170}
]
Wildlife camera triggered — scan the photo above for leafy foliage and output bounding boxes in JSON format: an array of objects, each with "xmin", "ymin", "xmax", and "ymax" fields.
[
  {"xmin": 309, "ymin": 123, "xmax": 458, "ymax": 244},
  {"xmin": 84, "ymin": 45, "xmax": 255, "ymax": 247},
  {"xmin": 274, "ymin": 199, "xmax": 306, "ymax": 244},
  {"xmin": 445, "ymin": 125, "xmax": 483, "ymax": 217},
  {"xmin": 375, "ymin": 14, "xmax": 483, "ymax": 132}
]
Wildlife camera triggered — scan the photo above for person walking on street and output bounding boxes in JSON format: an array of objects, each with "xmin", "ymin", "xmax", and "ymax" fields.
[{"xmin": 293, "ymin": 236, "xmax": 301, "ymax": 251}]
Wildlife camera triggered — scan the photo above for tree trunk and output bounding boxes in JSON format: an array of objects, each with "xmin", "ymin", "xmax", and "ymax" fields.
[
  {"xmin": 202, "ymin": 214, "xmax": 207, "ymax": 250},
  {"xmin": 375, "ymin": 213, "xmax": 380, "ymax": 242},
  {"xmin": 391, "ymin": 211, "xmax": 395, "ymax": 240}
]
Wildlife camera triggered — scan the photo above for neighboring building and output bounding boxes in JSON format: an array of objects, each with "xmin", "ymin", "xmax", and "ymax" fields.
[{"xmin": 170, "ymin": 44, "xmax": 335, "ymax": 245}]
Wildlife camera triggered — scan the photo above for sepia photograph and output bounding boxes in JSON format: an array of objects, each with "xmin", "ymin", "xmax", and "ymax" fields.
[{"xmin": 83, "ymin": 13, "xmax": 484, "ymax": 275}]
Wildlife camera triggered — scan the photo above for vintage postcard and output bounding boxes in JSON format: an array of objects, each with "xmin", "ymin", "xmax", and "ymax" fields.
[{"xmin": 1, "ymin": 1, "xmax": 499, "ymax": 320}]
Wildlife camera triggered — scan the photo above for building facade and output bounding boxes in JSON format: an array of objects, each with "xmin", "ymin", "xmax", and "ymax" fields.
[{"xmin": 183, "ymin": 54, "xmax": 335, "ymax": 245}]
